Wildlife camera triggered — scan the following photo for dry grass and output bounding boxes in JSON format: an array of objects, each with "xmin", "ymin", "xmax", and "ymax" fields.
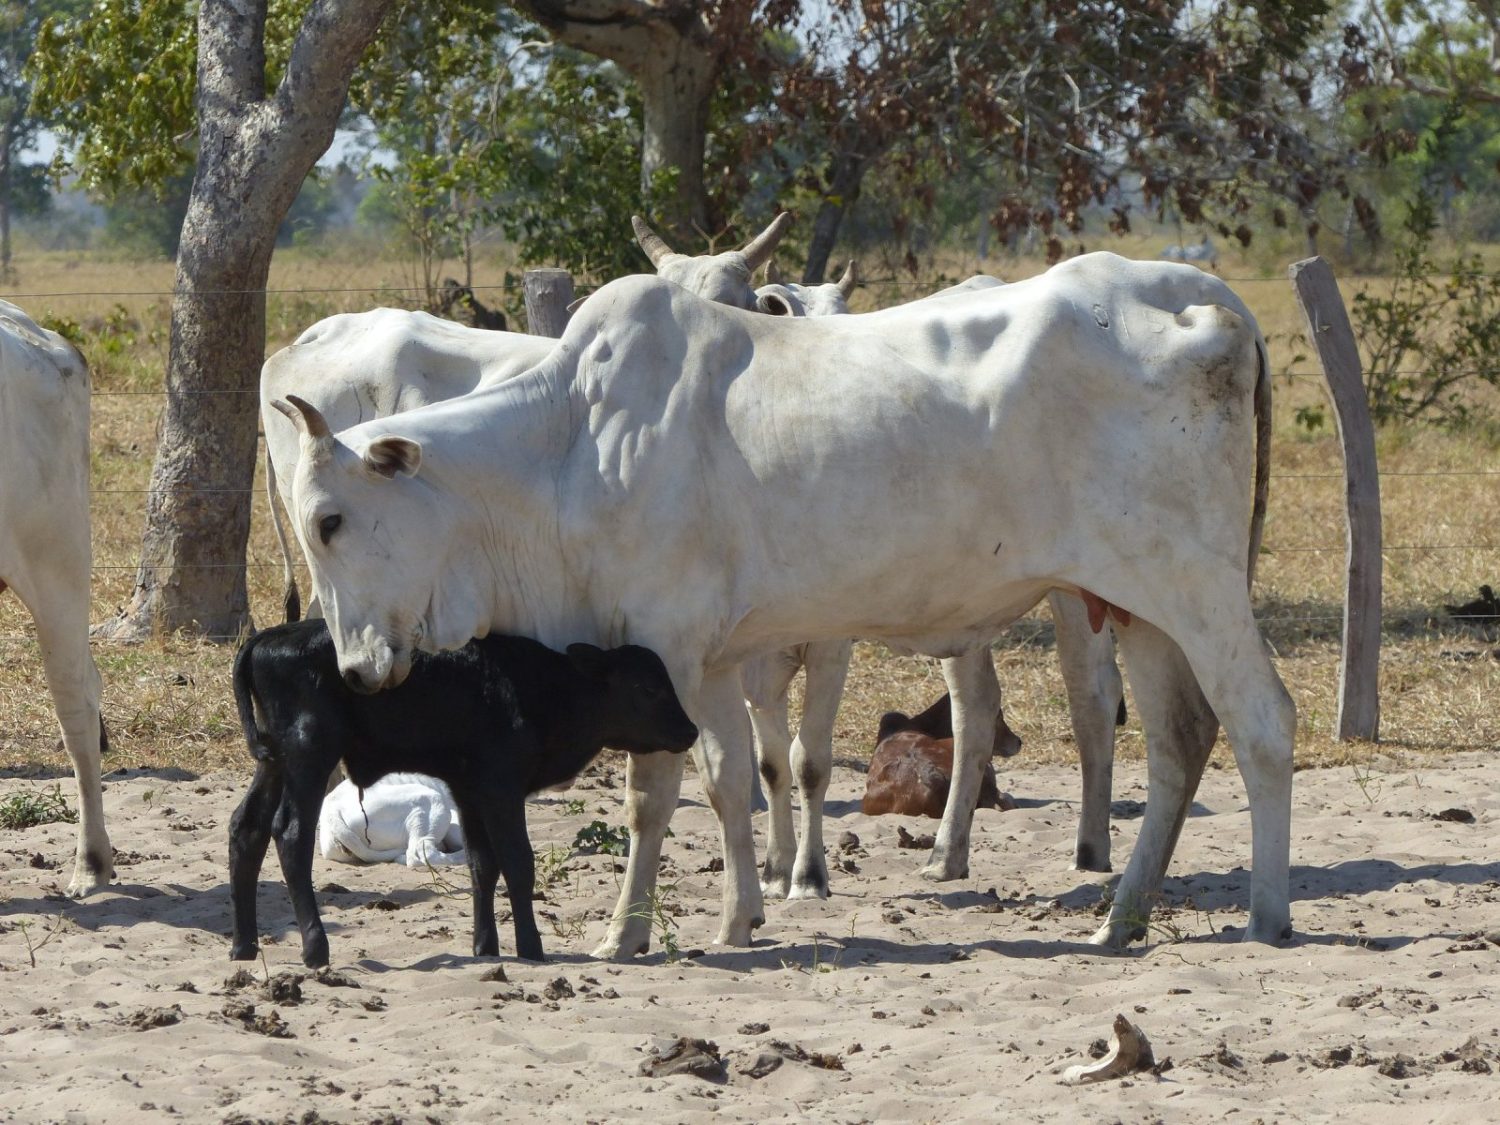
[{"xmin": 1, "ymin": 241, "xmax": 1496, "ymax": 780}]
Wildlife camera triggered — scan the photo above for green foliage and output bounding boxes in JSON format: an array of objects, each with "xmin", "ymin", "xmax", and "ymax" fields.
[
  {"xmin": 0, "ymin": 783, "xmax": 78, "ymax": 831},
  {"xmin": 100, "ymin": 169, "xmax": 192, "ymax": 257},
  {"xmin": 571, "ymin": 820, "xmax": 630, "ymax": 857},
  {"xmin": 28, "ymin": 0, "xmax": 198, "ymax": 194},
  {"xmin": 1351, "ymin": 110, "xmax": 1500, "ymax": 429}
]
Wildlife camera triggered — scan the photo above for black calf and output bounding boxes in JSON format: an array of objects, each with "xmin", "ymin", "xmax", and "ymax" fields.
[{"xmin": 228, "ymin": 622, "xmax": 697, "ymax": 968}]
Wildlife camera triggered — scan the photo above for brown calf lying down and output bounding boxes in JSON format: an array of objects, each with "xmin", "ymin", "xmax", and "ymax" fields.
[{"xmin": 862, "ymin": 694, "xmax": 1020, "ymax": 819}]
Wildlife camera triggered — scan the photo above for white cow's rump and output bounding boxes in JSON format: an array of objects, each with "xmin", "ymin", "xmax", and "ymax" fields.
[
  {"xmin": 279, "ymin": 252, "xmax": 1293, "ymax": 958},
  {"xmin": 319, "ymin": 773, "xmax": 467, "ymax": 867},
  {"xmin": 0, "ymin": 300, "xmax": 112, "ymax": 896}
]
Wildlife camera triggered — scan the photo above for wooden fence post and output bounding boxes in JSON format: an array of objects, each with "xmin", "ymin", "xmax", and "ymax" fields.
[
  {"xmin": 523, "ymin": 268, "xmax": 574, "ymax": 338},
  {"xmin": 1289, "ymin": 256, "xmax": 1382, "ymax": 741}
]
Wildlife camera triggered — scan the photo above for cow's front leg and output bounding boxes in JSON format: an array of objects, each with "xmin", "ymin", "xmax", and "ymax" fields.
[
  {"xmin": 595, "ymin": 750, "xmax": 685, "ymax": 960},
  {"xmin": 923, "ymin": 647, "xmax": 1001, "ymax": 882},
  {"xmin": 693, "ymin": 667, "xmax": 765, "ymax": 944}
]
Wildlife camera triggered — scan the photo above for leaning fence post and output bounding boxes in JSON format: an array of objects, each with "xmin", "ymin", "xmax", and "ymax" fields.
[
  {"xmin": 523, "ymin": 268, "xmax": 574, "ymax": 338},
  {"xmin": 1289, "ymin": 256, "xmax": 1382, "ymax": 741}
]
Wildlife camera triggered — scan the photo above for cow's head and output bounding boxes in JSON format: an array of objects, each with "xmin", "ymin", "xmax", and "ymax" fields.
[
  {"xmin": 632, "ymin": 212, "xmax": 792, "ymax": 310},
  {"xmin": 754, "ymin": 259, "xmax": 858, "ymax": 318},
  {"xmin": 273, "ymin": 394, "xmax": 471, "ymax": 694}
]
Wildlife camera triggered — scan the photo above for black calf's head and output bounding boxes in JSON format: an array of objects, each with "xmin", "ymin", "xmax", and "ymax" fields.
[{"xmin": 567, "ymin": 643, "xmax": 698, "ymax": 753}]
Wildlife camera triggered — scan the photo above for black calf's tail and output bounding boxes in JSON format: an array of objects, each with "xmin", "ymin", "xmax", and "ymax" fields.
[{"xmin": 232, "ymin": 634, "xmax": 277, "ymax": 762}]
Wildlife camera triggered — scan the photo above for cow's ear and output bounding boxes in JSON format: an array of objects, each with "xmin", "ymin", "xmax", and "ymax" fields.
[
  {"xmin": 363, "ymin": 436, "xmax": 422, "ymax": 479},
  {"xmin": 566, "ymin": 643, "xmax": 608, "ymax": 678},
  {"xmin": 756, "ymin": 291, "xmax": 794, "ymax": 317}
]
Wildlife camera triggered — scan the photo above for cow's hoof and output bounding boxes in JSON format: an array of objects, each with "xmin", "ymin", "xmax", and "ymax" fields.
[
  {"xmin": 714, "ymin": 914, "xmax": 763, "ymax": 947},
  {"xmin": 64, "ymin": 859, "xmax": 112, "ymax": 899},
  {"xmin": 229, "ymin": 943, "xmax": 260, "ymax": 962},
  {"xmin": 1089, "ymin": 918, "xmax": 1146, "ymax": 949},
  {"xmin": 787, "ymin": 871, "xmax": 830, "ymax": 900},
  {"xmin": 1243, "ymin": 915, "xmax": 1293, "ymax": 944},
  {"xmin": 920, "ymin": 858, "xmax": 968, "ymax": 882},
  {"xmin": 759, "ymin": 870, "xmax": 792, "ymax": 899},
  {"xmin": 301, "ymin": 938, "xmax": 331, "ymax": 970},
  {"xmin": 592, "ymin": 936, "xmax": 650, "ymax": 961}
]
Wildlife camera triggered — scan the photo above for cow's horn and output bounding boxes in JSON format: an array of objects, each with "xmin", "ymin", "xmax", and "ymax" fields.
[
  {"xmin": 765, "ymin": 259, "xmax": 784, "ymax": 285},
  {"xmin": 740, "ymin": 212, "xmax": 793, "ymax": 272},
  {"xmin": 836, "ymin": 259, "xmax": 858, "ymax": 298},
  {"xmin": 632, "ymin": 215, "xmax": 676, "ymax": 266},
  {"xmin": 273, "ymin": 395, "xmax": 331, "ymax": 440}
]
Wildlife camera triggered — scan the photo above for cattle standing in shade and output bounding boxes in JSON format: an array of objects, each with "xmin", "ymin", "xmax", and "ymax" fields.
[
  {"xmin": 0, "ymin": 300, "xmax": 112, "ymax": 896},
  {"xmin": 276, "ymin": 252, "xmax": 1291, "ymax": 958},
  {"xmin": 228, "ymin": 621, "xmax": 697, "ymax": 967}
]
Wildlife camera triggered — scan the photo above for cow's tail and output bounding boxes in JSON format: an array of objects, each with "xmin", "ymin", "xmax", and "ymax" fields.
[
  {"xmin": 265, "ymin": 449, "xmax": 302, "ymax": 623},
  {"xmin": 1247, "ymin": 334, "xmax": 1271, "ymax": 590},
  {"xmin": 232, "ymin": 633, "xmax": 277, "ymax": 763}
]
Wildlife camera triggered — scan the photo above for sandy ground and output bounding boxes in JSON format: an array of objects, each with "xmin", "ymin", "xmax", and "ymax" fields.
[{"xmin": 1, "ymin": 751, "xmax": 1498, "ymax": 1124}]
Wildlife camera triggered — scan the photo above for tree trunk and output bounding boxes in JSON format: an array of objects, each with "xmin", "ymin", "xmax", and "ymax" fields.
[
  {"xmin": 635, "ymin": 46, "xmax": 714, "ymax": 241},
  {"xmin": 514, "ymin": 1, "xmax": 726, "ymax": 242},
  {"xmin": 804, "ymin": 149, "xmax": 876, "ymax": 284},
  {"xmin": 97, "ymin": 0, "xmax": 395, "ymax": 642},
  {"xmin": 0, "ymin": 121, "xmax": 12, "ymax": 283}
]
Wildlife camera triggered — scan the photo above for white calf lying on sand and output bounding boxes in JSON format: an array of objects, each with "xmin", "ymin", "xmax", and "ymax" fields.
[{"xmin": 318, "ymin": 773, "xmax": 467, "ymax": 867}]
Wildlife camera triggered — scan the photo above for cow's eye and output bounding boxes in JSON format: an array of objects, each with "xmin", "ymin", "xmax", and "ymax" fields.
[{"xmin": 318, "ymin": 514, "xmax": 342, "ymax": 545}]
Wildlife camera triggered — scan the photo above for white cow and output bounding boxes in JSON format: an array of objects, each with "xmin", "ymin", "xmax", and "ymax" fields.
[
  {"xmin": 262, "ymin": 212, "xmax": 794, "ymax": 620},
  {"xmin": 0, "ymin": 300, "xmax": 112, "ymax": 896},
  {"xmin": 319, "ymin": 773, "xmax": 467, "ymax": 867},
  {"xmin": 1162, "ymin": 236, "xmax": 1218, "ymax": 270},
  {"xmin": 753, "ymin": 260, "xmax": 859, "ymax": 318},
  {"xmin": 275, "ymin": 252, "xmax": 1292, "ymax": 960}
]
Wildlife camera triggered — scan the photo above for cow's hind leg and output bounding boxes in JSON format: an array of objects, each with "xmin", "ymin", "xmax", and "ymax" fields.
[
  {"xmin": 13, "ymin": 566, "xmax": 112, "ymax": 896},
  {"xmin": 272, "ymin": 767, "xmax": 334, "ymax": 968},
  {"xmin": 787, "ymin": 640, "xmax": 850, "ymax": 899},
  {"xmin": 923, "ymin": 647, "xmax": 1001, "ymax": 882},
  {"xmin": 745, "ymin": 651, "xmax": 802, "ymax": 899},
  {"xmin": 228, "ymin": 761, "xmax": 284, "ymax": 960},
  {"xmin": 1050, "ymin": 591, "xmax": 1124, "ymax": 872},
  {"xmin": 1091, "ymin": 619, "xmax": 1218, "ymax": 948},
  {"xmin": 1101, "ymin": 585, "xmax": 1294, "ymax": 946}
]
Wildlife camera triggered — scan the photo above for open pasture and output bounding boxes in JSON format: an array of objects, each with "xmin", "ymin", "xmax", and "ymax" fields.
[{"xmin": 1, "ymin": 245, "xmax": 1498, "ymax": 1120}]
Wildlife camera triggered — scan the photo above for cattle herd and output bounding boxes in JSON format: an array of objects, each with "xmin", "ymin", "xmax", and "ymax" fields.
[{"xmin": 1, "ymin": 213, "xmax": 1297, "ymax": 972}]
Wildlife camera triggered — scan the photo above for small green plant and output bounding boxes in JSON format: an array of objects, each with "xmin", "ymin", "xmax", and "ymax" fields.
[
  {"xmin": 14, "ymin": 914, "xmax": 72, "ymax": 968},
  {"xmin": 627, "ymin": 883, "xmax": 682, "ymax": 963},
  {"xmin": 1351, "ymin": 760, "xmax": 1384, "ymax": 805},
  {"xmin": 534, "ymin": 845, "xmax": 573, "ymax": 894},
  {"xmin": 572, "ymin": 820, "xmax": 630, "ymax": 857},
  {"xmin": 563, "ymin": 798, "xmax": 588, "ymax": 816},
  {"xmin": 0, "ymin": 785, "xmax": 78, "ymax": 831}
]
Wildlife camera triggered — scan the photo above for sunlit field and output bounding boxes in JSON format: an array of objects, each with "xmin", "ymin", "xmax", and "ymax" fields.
[{"xmin": 1, "ymin": 237, "xmax": 1497, "ymax": 779}]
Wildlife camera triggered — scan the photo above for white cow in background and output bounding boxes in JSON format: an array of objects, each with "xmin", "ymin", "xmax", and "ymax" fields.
[
  {"xmin": 262, "ymin": 212, "xmax": 793, "ymax": 620},
  {"xmin": 275, "ymin": 252, "xmax": 1292, "ymax": 959},
  {"xmin": 0, "ymin": 300, "xmax": 112, "ymax": 895},
  {"xmin": 1162, "ymin": 236, "xmax": 1218, "ymax": 270},
  {"xmin": 753, "ymin": 260, "xmax": 860, "ymax": 318},
  {"xmin": 319, "ymin": 773, "xmax": 467, "ymax": 867}
]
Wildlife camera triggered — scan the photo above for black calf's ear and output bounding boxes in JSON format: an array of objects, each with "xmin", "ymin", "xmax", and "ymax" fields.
[{"xmin": 566, "ymin": 643, "xmax": 609, "ymax": 677}]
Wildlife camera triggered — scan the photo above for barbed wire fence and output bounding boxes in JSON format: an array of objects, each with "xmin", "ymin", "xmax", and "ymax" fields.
[{"xmin": 0, "ymin": 266, "xmax": 1495, "ymax": 656}]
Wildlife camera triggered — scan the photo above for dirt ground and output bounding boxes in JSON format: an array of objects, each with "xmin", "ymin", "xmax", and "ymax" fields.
[{"xmin": 1, "ymin": 750, "xmax": 1497, "ymax": 1124}]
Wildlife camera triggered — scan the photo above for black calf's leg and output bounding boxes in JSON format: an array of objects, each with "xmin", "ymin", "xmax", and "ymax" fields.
[
  {"xmin": 272, "ymin": 773, "xmax": 333, "ymax": 969},
  {"xmin": 458, "ymin": 800, "xmax": 501, "ymax": 958},
  {"xmin": 228, "ymin": 762, "xmax": 283, "ymax": 961},
  {"xmin": 487, "ymin": 795, "xmax": 542, "ymax": 961}
]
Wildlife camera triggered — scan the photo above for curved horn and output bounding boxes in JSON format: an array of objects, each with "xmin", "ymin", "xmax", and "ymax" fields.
[
  {"xmin": 740, "ymin": 212, "xmax": 793, "ymax": 272},
  {"xmin": 632, "ymin": 215, "xmax": 676, "ymax": 266},
  {"xmin": 272, "ymin": 394, "xmax": 331, "ymax": 440},
  {"xmin": 765, "ymin": 259, "xmax": 784, "ymax": 285},
  {"xmin": 836, "ymin": 259, "xmax": 858, "ymax": 298}
]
